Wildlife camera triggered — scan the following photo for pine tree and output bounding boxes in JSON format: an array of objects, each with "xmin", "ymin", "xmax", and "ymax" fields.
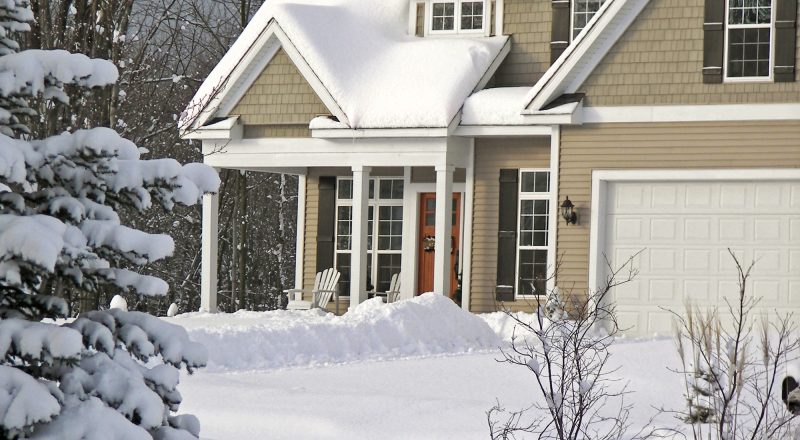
[{"xmin": 0, "ymin": 1, "xmax": 219, "ymax": 438}]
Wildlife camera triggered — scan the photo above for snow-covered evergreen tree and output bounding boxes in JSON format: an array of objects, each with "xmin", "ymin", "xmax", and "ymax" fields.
[{"xmin": 0, "ymin": 1, "xmax": 219, "ymax": 438}]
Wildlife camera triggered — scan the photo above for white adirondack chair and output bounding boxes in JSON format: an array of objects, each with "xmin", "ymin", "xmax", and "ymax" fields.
[
  {"xmin": 285, "ymin": 268, "xmax": 341, "ymax": 312},
  {"xmin": 384, "ymin": 273, "xmax": 401, "ymax": 304}
]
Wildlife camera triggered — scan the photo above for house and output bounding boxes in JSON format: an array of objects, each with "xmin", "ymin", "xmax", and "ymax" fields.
[{"xmin": 182, "ymin": 0, "xmax": 800, "ymax": 335}]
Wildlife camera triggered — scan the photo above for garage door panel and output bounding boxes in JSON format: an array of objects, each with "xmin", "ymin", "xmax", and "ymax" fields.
[
  {"xmin": 650, "ymin": 218, "xmax": 677, "ymax": 240},
  {"xmin": 605, "ymin": 180, "xmax": 800, "ymax": 336},
  {"xmin": 754, "ymin": 218, "xmax": 782, "ymax": 242},
  {"xmin": 684, "ymin": 249, "xmax": 712, "ymax": 271},
  {"xmin": 789, "ymin": 219, "xmax": 800, "ymax": 241},
  {"xmin": 684, "ymin": 279, "xmax": 713, "ymax": 302},
  {"xmin": 649, "ymin": 279, "xmax": 678, "ymax": 301}
]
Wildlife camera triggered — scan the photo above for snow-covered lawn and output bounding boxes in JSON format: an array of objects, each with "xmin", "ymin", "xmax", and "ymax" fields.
[{"xmin": 167, "ymin": 295, "xmax": 686, "ymax": 439}]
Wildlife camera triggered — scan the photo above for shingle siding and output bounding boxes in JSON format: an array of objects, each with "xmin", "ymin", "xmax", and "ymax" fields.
[
  {"xmin": 492, "ymin": 0, "xmax": 552, "ymax": 86},
  {"xmin": 579, "ymin": 0, "xmax": 800, "ymax": 105},
  {"xmin": 231, "ymin": 48, "xmax": 329, "ymax": 137}
]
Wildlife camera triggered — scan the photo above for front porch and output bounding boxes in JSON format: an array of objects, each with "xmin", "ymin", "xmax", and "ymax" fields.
[
  {"xmin": 195, "ymin": 123, "xmax": 560, "ymax": 314},
  {"xmin": 198, "ymin": 132, "xmax": 478, "ymax": 313}
]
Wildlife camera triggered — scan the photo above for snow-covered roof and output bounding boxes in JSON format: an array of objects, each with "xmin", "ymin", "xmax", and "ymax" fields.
[
  {"xmin": 461, "ymin": 87, "xmax": 532, "ymax": 126},
  {"xmin": 184, "ymin": 0, "xmax": 509, "ymax": 130}
]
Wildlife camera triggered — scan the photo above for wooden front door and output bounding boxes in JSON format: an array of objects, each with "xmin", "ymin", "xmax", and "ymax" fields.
[{"xmin": 417, "ymin": 193, "xmax": 461, "ymax": 299}]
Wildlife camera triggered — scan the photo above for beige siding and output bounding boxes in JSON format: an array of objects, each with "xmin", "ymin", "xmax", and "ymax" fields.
[
  {"xmin": 243, "ymin": 124, "xmax": 310, "ymax": 138},
  {"xmin": 580, "ymin": 0, "xmax": 800, "ymax": 106},
  {"xmin": 231, "ymin": 48, "xmax": 330, "ymax": 136},
  {"xmin": 470, "ymin": 137, "xmax": 551, "ymax": 313},
  {"xmin": 558, "ymin": 121, "xmax": 800, "ymax": 297},
  {"xmin": 491, "ymin": 0, "xmax": 551, "ymax": 87}
]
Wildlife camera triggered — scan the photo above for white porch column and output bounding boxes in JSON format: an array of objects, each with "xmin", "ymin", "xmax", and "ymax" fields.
[
  {"xmin": 434, "ymin": 165, "xmax": 455, "ymax": 295},
  {"xmin": 201, "ymin": 192, "xmax": 219, "ymax": 313},
  {"xmin": 349, "ymin": 166, "xmax": 371, "ymax": 310},
  {"xmin": 294, "ymin": 174, "xmax": 307, "ymax": 290}
]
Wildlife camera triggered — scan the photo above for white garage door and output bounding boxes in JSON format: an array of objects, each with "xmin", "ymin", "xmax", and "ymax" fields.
[{"xmin": 604, "ymin": 179, "xmax": 800, "ymax": 336}]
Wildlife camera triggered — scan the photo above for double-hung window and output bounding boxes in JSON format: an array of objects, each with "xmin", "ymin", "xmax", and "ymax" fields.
[
  {"xmin": 571, "ymin": 0, "xmax": 606, "ymax": 39},
  {"xmin": 516, "ymin": 170, "xmax": 551, "ymax": 297},
  {"xmin": 335, "ymin": 178, "xmax": 404, "ymax": 295},
  {"xmin": 429, "ymin": 1, "xmax": 486, "ymax": 34},
  {"xmin": 725, "ymin": 0, "xmax": 774, "ymax": 80}
]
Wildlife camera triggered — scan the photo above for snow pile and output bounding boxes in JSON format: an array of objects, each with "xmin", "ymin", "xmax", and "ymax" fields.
[
  {"xmin": 480, "ymin": 310, "xmax": 541, "ymax": 343},
  {"xmin": 168, "ymin": 293, "xmax": 501, "ymax": 371},
  {"xmin": 461, "ymin": 87, "xmax": 532, "ymax": 125},
  {"xmin": 187, "ymin": 0, "xmax": 508, "ymax": 129}
]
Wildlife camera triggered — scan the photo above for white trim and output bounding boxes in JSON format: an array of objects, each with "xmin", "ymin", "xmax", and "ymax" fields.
[
  {"xmin": 523, "ymin": 0, "xmax": 649, "ymax": 112},
  {"xmin": 494, "ymin": 0, "xmax": 504, "ymax": 35},
  {"xmin": 461, "ymin": 140, "xmax": 475, "ymax": 310},
  {"xmin": 200, "ymin": 137, "xmax": 470, "ymax": 169},
  {"xmin": 183, "ymin": 116, "xmax": 243, "ymax": 140},
  {"xmin": 582, "ymin": 103, "xmax": 800, "ymax": 123},
  {"xmin": 454, "ymin": 125, "xmax": 554, "ymax": 137},
  {"xmin": 587, "ymin": 168, "xmax": 800, "ymax": 300},
  {"xmin": 409, "ymin": 1, "xmax": 419, "ymax": 35},
  {"xmin": 294, "ymin": 174, "xmax": 307, "ymax": 290},
  {"xmin": 313, "ymin": 127, "xmax": 450, "ymax": 138},
  {"xmin": 548, "ymin": 126, "xmax": 560, "ymax": 296}
]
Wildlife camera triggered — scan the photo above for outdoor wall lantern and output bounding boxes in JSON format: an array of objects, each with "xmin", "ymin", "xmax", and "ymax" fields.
[{"xmin": 561, "ymin": 196, "xmax": 577, "ymax": 225}]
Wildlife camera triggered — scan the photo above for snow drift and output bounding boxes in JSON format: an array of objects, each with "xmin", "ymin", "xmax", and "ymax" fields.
[{"xmin": 168, "ymin": 293, "xmax": 501, "ymax": 371}]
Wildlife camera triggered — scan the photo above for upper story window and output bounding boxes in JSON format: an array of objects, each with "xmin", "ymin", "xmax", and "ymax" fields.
[
  {"xmin": 571, "ymin": 0, "xmax": 606, "ymax": 40},
  {"xmin": 429, "ymin": 1, "xmax": 487, "ymax": 34},
  {"xmin": 725, "ymin": 0, "xmax": 774, "ymax": 80}
]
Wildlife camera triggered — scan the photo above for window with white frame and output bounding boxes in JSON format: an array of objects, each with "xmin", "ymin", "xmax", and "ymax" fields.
[
  {"xmin": 571, "ymin": 0, "xmax": 605, "ymax": 40},
  {"xmin": 429, "ymin": 1, "xmax": 486, "ymax": 34},
  {"xmin": 335, "ymin": 178, "xmax": 404, "ymax": 295},
  {"xmin": 516, "ymin": 170, "xmax": 551, "ymax": 297},
  {"xmin": 725, "ymin": 0, "xmax": 774, "ymax": 79}
]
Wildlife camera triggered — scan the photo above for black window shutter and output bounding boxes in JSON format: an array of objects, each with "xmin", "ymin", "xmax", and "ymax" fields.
[
  {"xmin": 774, "ymin": 0, "xmax": 797, "ymax": 82},
  {"xmin": 496, "ymin": 169, "xmax": 518, "ymax": 302},
  {"xmin": 316, "ymin": 177, "xmax": 336, "ymax": 272},
  {"xmin": 550, "ymin": 0, "xmax": 571, "ymax": 64},
  {"xmin": 702, "ymin": 0, "xmax": 725, "ymax": 83}
]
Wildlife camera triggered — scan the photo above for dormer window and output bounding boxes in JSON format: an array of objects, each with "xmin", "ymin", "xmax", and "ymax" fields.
[{"xmin": 428, "ymin": 1, "xmax": 487, "ymax": 34}]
